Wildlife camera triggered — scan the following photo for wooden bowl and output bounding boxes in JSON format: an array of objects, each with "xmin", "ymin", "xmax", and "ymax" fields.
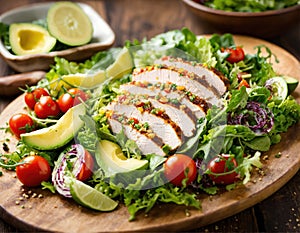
[
  {"xmin": 182, "ymin": 0, "xmax": 300, "ymax": 39},
  {"xmin": 0, "ymin": 2, "xmax": 115, "ymax": 72}
]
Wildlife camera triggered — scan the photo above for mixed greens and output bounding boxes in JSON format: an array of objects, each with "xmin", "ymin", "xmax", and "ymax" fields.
[
  {"xmin": 1, "ymin": 28, "xmax": 300, "ymax": 221},
  {"xmin": 196, "ymin": 0, "xmax": 300, "ymax": 12}
]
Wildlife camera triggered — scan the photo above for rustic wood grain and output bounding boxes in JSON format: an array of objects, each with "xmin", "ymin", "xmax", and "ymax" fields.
[
  {"xmin": 0, "ymin": 36, "xmax": 299, "ymax": 232},
  {"xmin": 1, "ymin": 0, "xmax": 300, "ymax": 232}
]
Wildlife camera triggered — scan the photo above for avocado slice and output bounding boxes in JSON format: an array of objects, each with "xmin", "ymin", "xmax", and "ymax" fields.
[
  {"xmin": 9, "ymin": 23, "xmax": 56, "ymax": 55},
  {"xmin": 21, "ymin": 104, "xmax": 85, "ymax": 150},
  {"xmin": 95, "ymin": 140, "xmax": 148, "ymax": 177}
]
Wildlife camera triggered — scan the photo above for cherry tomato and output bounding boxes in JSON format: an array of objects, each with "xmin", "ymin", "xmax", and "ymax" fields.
[
  {"xmin": 9, "ymin": 113, "xmax": 35, "ymax": 138},
  {"xmin": 34, "ymin": 96, "xmax": 60, "ymax": 119},
  {"xmin": 24, "ymin": 88, "xmax": 49, "ymax": 110},
  {"xmin": 16, "ymin": 155, "xmax": 51, "ymax": 187},
  {"xmin": 57, "ymin": 88, "xmax": 88, "ymax": 113},
  {"xmin": 224, "ymin": 47, "xmax": 245, "ymax": 64},
  {"xmin": 164, "ymin": 154, "xmax": 197, "ymax": 186},
  {"xmin": 207, "ymin": 154, "xmax": 238, "ymax": 185},
  {"xmin": 77, "ymin": 150, "xmax": 94, "ymax": 181}
]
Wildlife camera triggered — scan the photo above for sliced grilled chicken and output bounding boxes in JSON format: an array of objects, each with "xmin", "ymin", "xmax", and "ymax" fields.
[
  {"xmin": 120, "ymin": 81, "xmax": 208, "ymax": 120},
  {"xmin": 132, "ymin": 65, "xmax": 222, "ymax": 106},
  {"xmin": 148, "ymin": 98, "xmax": 195, "ymax": 137},
  {"xmin": 105, "ymin": 99, "xmax": 182, "ymax": 150},
  {"xmin": 107, "ymin": 117, "xmax": 166, "ymax": 156},
  {"xmin": 113, "ymin": 92, "xmax": 197, "ymax": 137},
  {"xmin": 155, "ymin": 56, "xmax": 229, "ymax": 96}
]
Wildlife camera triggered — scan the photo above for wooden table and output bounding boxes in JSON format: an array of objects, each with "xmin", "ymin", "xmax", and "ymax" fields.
[{"xmin": 0, "ymin": 0, "xmax": 299, "ymax": 232}]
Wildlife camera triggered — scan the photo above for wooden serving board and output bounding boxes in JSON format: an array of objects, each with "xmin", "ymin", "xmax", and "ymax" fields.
[{"xmin": 0, "ymin": 36, "xmax": 300, "ymax": 232}]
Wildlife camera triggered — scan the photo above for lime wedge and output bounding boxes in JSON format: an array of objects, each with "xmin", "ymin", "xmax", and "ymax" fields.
[
  {"xmin": 106, "ymin": 47, "xmax": 134, "ymax": 79},
  {"xmin": 47, "ymin": 2, "xmax": 93, "ymax": 46},
  {"xmin": 70, "ymin": 179, "xmax": 118, "ymax": 211},
  {"xmin": 49, "ymin": 70, "xmax": 106, "ymax": 92}
]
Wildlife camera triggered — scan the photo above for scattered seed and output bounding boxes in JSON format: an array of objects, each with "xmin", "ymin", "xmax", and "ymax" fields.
[
  {"xmin": 263, "ymin": 155, "xmax": 269, "ymax": 160},
  {"xmin": 275, "ymin": 152, "xmax": 281, "ymax": 158},
  {"xmin": 38, "ymin": 194, "xmax": 43, "ymax": 198},
  {"xmin": 15, "ymin": 201, "xmax": 20, "ymax": 205},
  {"xmin": 185, "ymin": 209, "xmax": 191, "ymax": 217}
]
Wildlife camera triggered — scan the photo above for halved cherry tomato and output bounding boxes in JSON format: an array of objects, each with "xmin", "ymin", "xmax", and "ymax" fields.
[
  {"xmin": 164, "ymin": 154, "xmax": 197, "ymax": 186},
  {"xmin": 34, "ymin": 96, "xmax": 61, "ymax": 119},
  {"xmin": 9, "ymin": 113, "xmax": 35, "ymax": 138},
  {"xmin": 77, "ymin": 150, "xmax": 94, "ymax": 181},
  {"xmin": 16, "ymin": 155, "xmax": 51, "ymax": 187},
  {"xmin": 207, "ymin": 154, "xmax": 238, "ymax": 185},
  {"xmin": 223, "ymin": 47, "xmax": 245, "ymax": 64},
  {"xmin": 24, "ymin": 88, "xmax": 49, "ymax": 110},
  {"xmin": 57, "ymin": 88, "xmax": 88, "ymax": 113}
]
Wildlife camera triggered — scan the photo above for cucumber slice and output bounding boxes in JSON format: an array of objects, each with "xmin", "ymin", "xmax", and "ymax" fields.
[
  {"xmin": 283, "ymin": 75, "xmax": 299, "ymax": 94},
  {"xmin": 265, "ymin": 76, "xmax": 288, "ymax": 100},
  {"xmin": 47, "ymin": 2, "xmax": 93, "ymax": 46}
]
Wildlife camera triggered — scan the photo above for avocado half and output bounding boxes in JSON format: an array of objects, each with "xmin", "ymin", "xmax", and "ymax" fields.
[{"xmin": 9, "ymin": 23, "xmax": 56, "ymax": 55}]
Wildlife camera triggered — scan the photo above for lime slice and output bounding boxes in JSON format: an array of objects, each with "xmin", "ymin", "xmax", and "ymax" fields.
[
  {"xmin": 70, "ymin": 179, "xmax": 118, "ymax": 211},
  {"xmin": 49, "ymin": 70, "xmax": 106, "ymax": 92},
  {"xmin": 106, "ymin": 47, "xmax": 134, "ymax": 79},
  {"xmin": 47, "ymin": 2, "xmax": 93, "ymax": 46},
  {"xmin": 282, "ymin": 75, "xmax": 299, "ymax": 94}
]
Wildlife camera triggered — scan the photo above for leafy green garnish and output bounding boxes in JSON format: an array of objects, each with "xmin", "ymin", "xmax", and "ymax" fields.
[{"xmin": 203, "ymin": 0, "xmax": 299, "ymax": 12}]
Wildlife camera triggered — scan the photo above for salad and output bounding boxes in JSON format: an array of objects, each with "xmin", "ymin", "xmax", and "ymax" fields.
[
  {"xmin": 1, "ymin": 28, "xmax": 300, "ymax": 221},
  {"xmin": 194, "ymin": 0, "xmax": 300, "ymax": 12}
]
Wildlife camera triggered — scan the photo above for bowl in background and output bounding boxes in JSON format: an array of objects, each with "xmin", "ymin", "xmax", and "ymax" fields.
[
  {"xmin": 0, "ymin": 2, "xmax": 115, "ymax": 72},
  {"xmin": 182, "ymin": 0, "xmax": 300, "ymax": 39}
]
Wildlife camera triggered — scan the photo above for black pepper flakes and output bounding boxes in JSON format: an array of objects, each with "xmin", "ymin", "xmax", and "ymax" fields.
[{"xmin": 2, "ymin": 142, "xmax": 9, "ymax": 152}]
